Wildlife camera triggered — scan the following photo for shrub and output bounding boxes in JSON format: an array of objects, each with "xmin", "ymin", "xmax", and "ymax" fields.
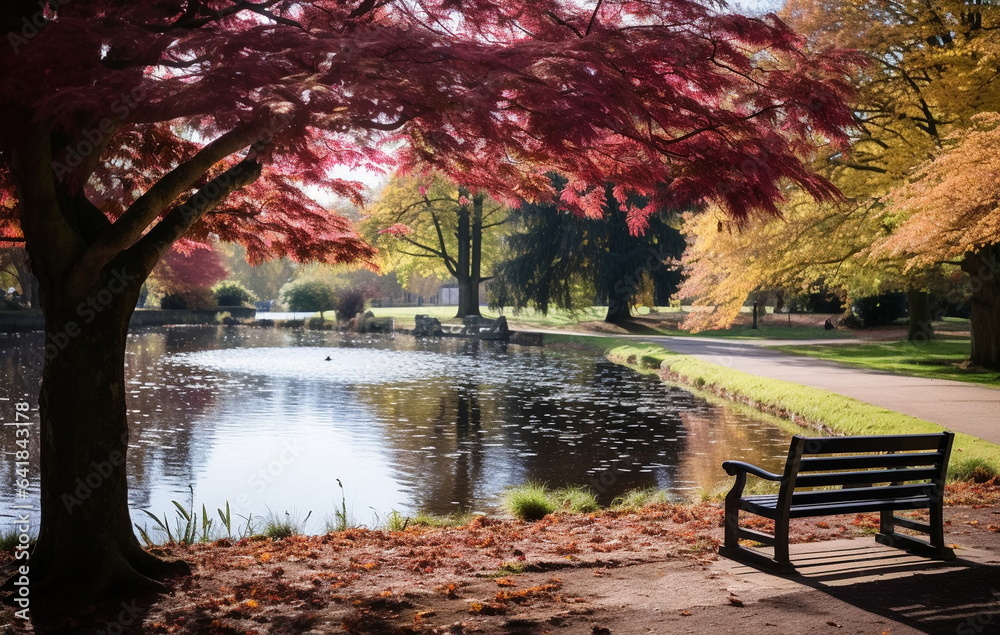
[
  {"xmin": 336, "ymin": 286, "xmax": 373, "ymax": 322},
  {"xmin": 612, "ymin": 488, "xmax": 671, "ymax": 509},
  {"xmin": 282, "ymin": 280, "xmax": 336, "ymax": 317},
  {"xmin": 262, "ymin": 509, "xmax": 312, "ymax": 540},
  {"xmin": 552, "ymin": 487, "xmax": 599, "ymax": 513},
  {"xmin": 214, "ymin": 281, "xmax": 257, "ymax": 307}
]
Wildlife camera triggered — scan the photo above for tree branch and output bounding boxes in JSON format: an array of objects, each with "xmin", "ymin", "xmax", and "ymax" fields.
[
  {"xmin": 123, "ymin": 157, "xmax": 264, "ymax": 281},
  {"xmin": 546, "ymin": 10, "xmax": 584, "ymax": 38},
  {"xmin": 429, "ymin": 211, "xmax": 454, "ymax": 268},
  {"xmin": 586, "ymin": 0, "xmax": 605, "ymax": 36},
  {"xmin": 80, "ymin": 123, "xmax": 269, "ymax": 276}
]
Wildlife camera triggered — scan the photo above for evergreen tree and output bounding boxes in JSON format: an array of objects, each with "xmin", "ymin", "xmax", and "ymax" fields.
[{"xmin": 491, "ymin": 183, "xmax": 684, "ymax": 322}]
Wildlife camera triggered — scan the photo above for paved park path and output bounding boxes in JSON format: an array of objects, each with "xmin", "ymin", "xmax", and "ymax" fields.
[{"xmin": 531, "ymin": 329, "xmax": 1000, "ymax": 445}]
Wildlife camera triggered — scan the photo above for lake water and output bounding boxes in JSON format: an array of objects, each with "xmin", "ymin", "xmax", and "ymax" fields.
[{"xmin": 0, "ymin": 326, "xmax": 791, "ymax": 533}]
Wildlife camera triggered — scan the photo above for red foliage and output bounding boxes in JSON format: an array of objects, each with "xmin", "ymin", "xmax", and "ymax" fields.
[
  {"xmin": 0, "ymin": 0, "xmax": 859, "ymax": 281},
  {"xmin": 153, "ymin": 241, "xmax": 229, "ymax": 294}
]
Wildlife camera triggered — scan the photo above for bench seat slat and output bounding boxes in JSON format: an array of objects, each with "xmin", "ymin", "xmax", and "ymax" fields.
[
  {"xmin": 793, "ymin": 467, "xmax": 940, "ymax": 488},
  {"xmin": 789, "ymin": 483, "xmax": 932, "ymax": 505},
  {"xmin": 798, "ymin": 452, "xmax": 943, "ymax": 472},
  {"xmin": 740, "ymin": 494, "xmax": 934, "ymax": 518},
  {"xmin": 740, "ymin": 484, "xmax": 936, "ymax": 508}
]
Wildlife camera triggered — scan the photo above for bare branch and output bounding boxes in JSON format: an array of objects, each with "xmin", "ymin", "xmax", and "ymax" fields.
[{"xmin": 586, "ymin": 0, "xmax": 605, "ymax": 36}]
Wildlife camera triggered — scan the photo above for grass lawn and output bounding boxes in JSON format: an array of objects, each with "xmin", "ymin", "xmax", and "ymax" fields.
[
  {"xmin": 370, "ymin": 305, "xmax": 612, "ymax": 329},
  {"xmin": 369, "ymin": 304, "xmax": 854, "ymax": 340},
  {"xmin": 771, "ymin": 339, "xmax": 1000, "ymax": 387}
]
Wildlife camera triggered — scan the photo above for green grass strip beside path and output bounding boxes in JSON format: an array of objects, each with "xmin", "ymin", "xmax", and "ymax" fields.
[
  {"xmin": 545, "ymin": 335, "xmax": 1000, "ymax": 478},
  {"xmin": 771, "ymin": 340, "xmax": 1000, "ymax": 387}
]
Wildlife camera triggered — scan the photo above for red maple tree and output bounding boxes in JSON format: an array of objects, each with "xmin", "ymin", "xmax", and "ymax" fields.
[
  {"xmin": 150, "ymin": 240, "xmax": 229, "ymax": 307},
  {"xmin": 0, "ymin": 0, "xmax": 857, "ymax": 608}
]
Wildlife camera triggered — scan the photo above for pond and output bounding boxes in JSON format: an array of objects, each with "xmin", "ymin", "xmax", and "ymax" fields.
[{"xmin": 0, "ymin": 327, "xmax": 792, "ymax": 533}]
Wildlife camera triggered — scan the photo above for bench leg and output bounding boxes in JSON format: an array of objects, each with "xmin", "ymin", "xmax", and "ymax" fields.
[
  {"xmin": 773, "ymin": 520, "xmax": 790, "ymax": 568},
  {"xmin": 928, "ymin": 501, "xmax": 948, "ymax": 555},
  {"xmin": 875, "ymin": 507, "xmax": 955, "ymax": 560},
  {"xmin": 723, "ymin": 500, "xmax": 739, "ymax": 550},
  {"xmin": 718, "ymin": 504, "xmax": 795, "ymax": 574}
]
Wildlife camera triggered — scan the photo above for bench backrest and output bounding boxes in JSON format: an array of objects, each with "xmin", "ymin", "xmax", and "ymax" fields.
[{"xmin": 775, "ymin": 432, "xmax": 954, "ymax": 509}]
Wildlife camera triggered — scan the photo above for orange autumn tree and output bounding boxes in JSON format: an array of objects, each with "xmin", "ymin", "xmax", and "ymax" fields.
[
  {"xmin": 880, "ymin": 114, "xmax": 1000, "ymax": 368},
  {"xmin": 679, "ymin": 0, "xmax": 1000, "ymax": 335}
]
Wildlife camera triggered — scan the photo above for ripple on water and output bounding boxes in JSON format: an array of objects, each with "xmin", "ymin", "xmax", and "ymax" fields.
[{"xmin": 169, "ymin": 346, "xmax": 480, "ymax": 384}]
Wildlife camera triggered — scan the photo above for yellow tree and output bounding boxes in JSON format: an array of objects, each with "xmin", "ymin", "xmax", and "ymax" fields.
[
  {"xmin": 363, "ymin": 174, "xmax": 509, "ymax": 317},
  {"xmin": 679, "ymin": 194, "xmax": 897, "ymax": 332},
  {"xmin": 680, "ymin": 0, "xmax": 1000, "ymax": 336}
]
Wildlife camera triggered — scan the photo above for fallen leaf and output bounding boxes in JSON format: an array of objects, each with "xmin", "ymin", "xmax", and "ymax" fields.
[
  {"xmin": 826, "ymin": 621, "xmax": 842, "ymax": 628},
  {"xmin": 679, "ymin": 610, "xmax": 692, "ymax": 616}
]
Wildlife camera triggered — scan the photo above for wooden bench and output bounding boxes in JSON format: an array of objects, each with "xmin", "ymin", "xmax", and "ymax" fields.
[{"xmin": 719, "ymin": 432, "xmax": 955, "ymax": 573}]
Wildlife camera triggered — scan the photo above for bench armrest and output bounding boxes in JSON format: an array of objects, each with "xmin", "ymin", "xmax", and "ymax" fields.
[
  {"xmin": 722, "ymin": 461, "xmax": 782, "ymax": 481},
  {"xmin": 722, "ymin": 461, "xmax": 782, "ymax": 501}
]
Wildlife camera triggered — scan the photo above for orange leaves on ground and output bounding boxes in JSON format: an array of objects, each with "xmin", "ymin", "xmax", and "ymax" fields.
[
  {"xmin": 437, "ymin": 582, "xmax": 462, "ymax": 599},
  {"xmin": 349, "ymin": 560, "xmax": 380, "ymax": 571},
  {"xmin": 493, "ymin": 581, "xmax": 562, "ymax": 605},
  {"xmin": 555, "ymin": 541, "xmax": 581, "ymax": 556},
  {"xmin": 851, "ymin": 513, "xmax": 880, "ymax": 532},
  {"xmin": 469, "ymin": 601, "xmax": 508, "ymax": 615}
]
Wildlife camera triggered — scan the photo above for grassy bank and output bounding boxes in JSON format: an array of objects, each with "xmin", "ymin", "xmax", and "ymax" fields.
[
  {"xmin": 370, "ymin": 305, "xmax": 610, "ymax": 330},
  {"xmin": 593, "ymin": 340, "xmax": 1000, "ymax": 478},
  {"xmin": 771, "ymin": 340, "xmax": 1000, "ymax": 386}
]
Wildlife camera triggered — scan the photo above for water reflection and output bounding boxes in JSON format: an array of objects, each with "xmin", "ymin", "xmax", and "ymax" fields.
[{"xmin": 0, "ymin": 327, "xmax": 791, "ymax": 531}]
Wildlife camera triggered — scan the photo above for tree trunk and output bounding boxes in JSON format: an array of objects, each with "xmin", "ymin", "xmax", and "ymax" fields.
[
  {"xmin": 604, "ymin": 293, "xmax": 632, "ymax": 323},
  {"xmin": 468, "ymin": 194, "xmax": 484, "ymax": 316},
  {"xmin": 454, "ymin": 189, "xmax": 481, "ymax": 318},
  {"xmin": 963, "ymin": 247, "xmax": 1000, "ymax": 369},
  {"xmin": 906, "ymin": 289, "xmax": 934, "ymax": 342},
  {"xmin": 24, "ymin": 262, "xmax": 188, "ymax": 605},
  {"xmin": 751, "ymin": 298, "xmax": 759, "ymax": 329}
]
